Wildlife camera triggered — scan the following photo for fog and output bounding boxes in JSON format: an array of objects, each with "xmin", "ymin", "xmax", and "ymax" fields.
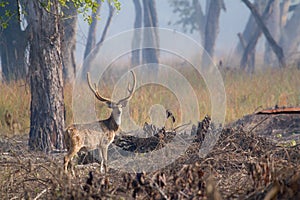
[{"xmin": 75, "ymin": 0, "xmax": 251, "ymax": 65}]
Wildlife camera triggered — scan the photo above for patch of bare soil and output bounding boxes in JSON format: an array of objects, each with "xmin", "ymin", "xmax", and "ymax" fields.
[{"xmin": 0, "ymin": 113, "xmax": 299, "ymax": 199}]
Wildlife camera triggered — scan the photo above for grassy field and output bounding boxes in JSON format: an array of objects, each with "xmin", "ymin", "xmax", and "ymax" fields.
[{"xmin": 0, "ymin": 65, "xmax": 299, "ymax": 135}]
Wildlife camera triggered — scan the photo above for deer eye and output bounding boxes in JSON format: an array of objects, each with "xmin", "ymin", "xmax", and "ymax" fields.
[{"xmin": 107, "ymin": 103, "xmax": 114, "ymax": 108}]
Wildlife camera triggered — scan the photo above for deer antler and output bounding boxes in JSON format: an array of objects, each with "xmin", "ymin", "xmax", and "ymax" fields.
[
  {"xmin": 87, "ymin": 72, "xmax": 113, "ymax": 104},
  {"xmin": 118, "ymin": 70, "xmax": 136, "ymax": 104}
]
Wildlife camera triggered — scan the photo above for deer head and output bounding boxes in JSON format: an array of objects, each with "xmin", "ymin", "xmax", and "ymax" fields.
[{"xmin": 87, "ymin": 71, "xmax": 136, "ymax": 125}]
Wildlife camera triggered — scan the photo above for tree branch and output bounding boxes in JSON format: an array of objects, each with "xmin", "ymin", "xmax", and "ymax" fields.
[{"xmin": 242, "ymin": 0, "xmax": 286, "ymax": 68}]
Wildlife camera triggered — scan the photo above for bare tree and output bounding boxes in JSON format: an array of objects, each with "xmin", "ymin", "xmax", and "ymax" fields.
[
  {"xmin": 27, "ymin": 0, "xmax": 64, "ymax": 152},
  {"xmin": 98, "ymin": 2, "xmax": 115, "ymax": 45},
  {"xmin": 203, "ymin": 0, "xmax": 225, "ymax": 59},
  {"xmin": 235, "ymin": 1, "xmax": 265, "ymax": 61},
  {"xmin": 83, "ymin": 0, "xmax": 102, "ymax": 60},
  {"xmin": 202, "ymin": 0, "xmax": 226, "ymax": 67},
  {"xmin": 280, "ymin": 0, "xmax": 290, "ymax": 28},
  {"xmin": 238, "ymin": 0, "xmax": 300, "ymax": 69},
  {"xmin": 242, "ymin": 0, "xmax": 286, "ymax": 68},
  {"xmin": 142, "ymin": 0, "xmax": 159, "ymax": 67},
  {"xmin": 169, "ymin": 0, "xmax": 226, "ymax": 66},
  {"xmin": 279, "ymin": 3, "xmax": 300, "ymax": 58},
  {"xmin": 61, "ymin": 2, "xmax": 78, "ymax": 82},
  {"xmin": 131, "ymin": 0, "xmax": 142, "ymax": 66},
  {"xmin": 240, "ymin": 0, "xmax": 275, "ymax": 72},
  {"xmin": 237, "ymin": 32, "xmax": 255, "ymax": 72},
  {"xmin": 81, "ymin": 1, "xmax": 115, "ymax": 80},
  {"xmin": 264, "ymin": 0, "xmax": 280, "ymax": 65}
]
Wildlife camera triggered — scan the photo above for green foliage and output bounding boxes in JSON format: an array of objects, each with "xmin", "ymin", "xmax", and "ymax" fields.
[
  {"xmin": 64, "ymin": 0, "xmax": 121, "ymax": 24},
  {"xmin": 68, "ymin": 0, "xmax": 100, "ymax": 24},
  {"xmin": 0, "ymin": 1, "xmax": 16, "ymax": 29},
  {"xmin": 111, "ymin": 0, "xmax": 121, "ymax": 10},
  {"xmin": 0, "ymin": 0, "xmax": 121, "ymax": 29}
]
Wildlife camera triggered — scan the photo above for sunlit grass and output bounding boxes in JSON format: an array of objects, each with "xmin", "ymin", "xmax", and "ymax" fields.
[
  {"xmin": 0, "ymin": 81, "xmax": 30, "ymax": 135},
  {"xmin": 1, "ymin": 65, "xmax": 299, "ymax": 136},
  {"xmin": 223, "ymin": 67, "xmax": 300, "ymax": 122}
]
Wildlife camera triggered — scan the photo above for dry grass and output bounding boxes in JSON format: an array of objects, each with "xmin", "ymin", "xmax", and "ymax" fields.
[
  {"xmin": 0, "ymin": 81, "xmax": 30, "ymax": 135},
  {"xmin": 223, "ymin": 67, "xmax": 300, "ymax": 122},
  {"xmin": 0, "ymin": 65, "xmax": 299, "ymax": 136}
]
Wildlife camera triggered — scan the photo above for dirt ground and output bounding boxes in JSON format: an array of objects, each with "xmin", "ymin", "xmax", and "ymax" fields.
[{"xmin": 0, "ymin": 113, "xmax": 299, "ymax": 199}]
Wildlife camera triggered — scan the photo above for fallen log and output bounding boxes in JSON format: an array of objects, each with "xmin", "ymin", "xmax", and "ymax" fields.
[{"xmin": 256, "ymin": 106, "xmax": 300, "ymax": 114}]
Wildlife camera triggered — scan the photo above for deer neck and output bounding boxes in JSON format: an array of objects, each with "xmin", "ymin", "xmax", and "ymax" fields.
[
  {"xmin": 103, "ymin": 114, "xmax": 120, "ymax": 132},
  {"xmin": 113, "ymin": 113, "xmax": 121, "ymax": 126}
]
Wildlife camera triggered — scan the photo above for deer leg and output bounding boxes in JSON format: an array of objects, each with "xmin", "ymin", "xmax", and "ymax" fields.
[
  {"xmin": 64, "ymin": 155, "xmax": 70, "ymax": 173},
  {"xmin": 100, "ymin": 146, "xmax": 108, "ymax": 173},
  {"xmin": 98, "ymin": 148, "xmax": 104, "ymax": 173},
  {"xmin": 64, "ymin": 148, "xmax": 79, "ymax": 176}
]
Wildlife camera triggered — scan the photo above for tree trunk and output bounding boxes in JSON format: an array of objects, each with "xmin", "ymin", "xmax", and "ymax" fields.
[
  {"xmin": 0, "ymin": 0, "xmax": 27, "ymax": 82},
  {"xmin": 131, "ymin": 0, "xmax": 142, "ymax": 66},
  {"xmin": 27, "ymin": 0, "xmax": 65, "ymax": 152},
  {"xmin": 83, "ymin": 0, "xmax": 102, "ymax": 60},
  {"xmin": 98, "ymin": 2, "xmax": 115, "ymax": 45},
  {"xmin": 192, "ymin": 0, "xmax": 205, "ymax": 42},
  {"xmin": 235, "ymin": 10, "xmax": 257, "ymax": 60},
  {"xmin": 280, "ymin": 3, "xmax": 300, "ymax": 58},
  {"xmin": 81, "ymin": 1, "xmax": 114, "ymax": 79},
  {"xmin": 240, "ymin": 0, "xmax": 273, "ymax": 71},
  {"xmin": 238, "ymin": 33, "xmax": 255, "ymax": 73},
  {"xmin": 142, "ymin": 0, "xmax": 159, "ymax": 67},
  {"xmin": 280, "ymin": 0, "xmax": 290, "ymax": 28},
  {"xmin": 202, "ymin": 0, "xmax": 225, "ymax": 67},
  {"xmin": 264, "ymin": 0, "xmax": 281, "ymax": 65},
  {"xmin": 234, "ymin": 1, "xmax": 265, "ymax": 62},
  {"xmin": 61, "ymin": 2, "xmax": 77, "ymax": 82},
  {"xmin": 242, "ymin": 0, "xmax": 286, "ymax": 68}
]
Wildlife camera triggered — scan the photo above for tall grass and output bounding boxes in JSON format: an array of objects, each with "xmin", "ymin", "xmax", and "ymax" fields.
[
  {"xmin": 1, "ymin": 66, "xmax": 299, "ymax": 136},
  {"xmin": 223, "ymin": 67, "xmax": 300, "ymax": 121},
  {"xmin": 0, "ymin": 81, "xmax": 30, "ymax": 134}
]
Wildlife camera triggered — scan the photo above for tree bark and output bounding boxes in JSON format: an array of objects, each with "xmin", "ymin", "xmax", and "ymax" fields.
[
  {"xmin": 142, "ymin": 0, "xmax": 159, "ymax": 67},
  {"xmin": 61, "ymin": 2, "xmax": 77, "ymax": 82},
  {"xmin": 264, "ymin": 0, "xmax": 281, "ymax": 65},
  {"xmin": 98, "ymin": 2, "xmax": 115, "ymax": 45},
  {"xmin": 279, "ymin": 0, "xmax": 290, "ymax": 28},
  {"xmin": 238, "ymin": 33, "xmax": 255, "ymax": 72},
  {"xmin": 131, "ymin": 0, "xmax": 142, "ymax": 66},
  {"xmin": 192, "ymin": 0, "xmax": 205, "ymax": 42},
  {"xmin": 83, "ymin": 0, "xmax": 102, "ymax": 60},
  {"xmin": 280, "ymin": 3, "xmax": 300, "ymax": 58},
  {"xmin": 81, "ymin": 1, "xmax": 114, "ymax": 79},
  {"xmin": 240, "ymin": 0, "xmax": 273, "ymax": 71},
  {"xmin": 0, "ymin": 0, "xmax": 27, "ymax": 82},
  {"xmin": 235, "ymin": 10, "xmax": 257, "ymax": 60},
  {"xmin": 242, "ymin": 0, "xmax": 286, "ymax": 68},
  {"xmin": 27, "ymin": 0, "xmax": 65, "ymax": 152},
  {"xmin": 202, "ymin": 0, "xmax": 225, "ymax": 67},
  {"xmin": 234, "ymin": 0, "xmax": 265, "ymax": 61}
]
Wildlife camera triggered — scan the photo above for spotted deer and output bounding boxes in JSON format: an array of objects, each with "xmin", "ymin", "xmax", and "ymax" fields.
[{"xmin": 64, "ymin": 71, "xmax": 136, "ymax": 175}]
